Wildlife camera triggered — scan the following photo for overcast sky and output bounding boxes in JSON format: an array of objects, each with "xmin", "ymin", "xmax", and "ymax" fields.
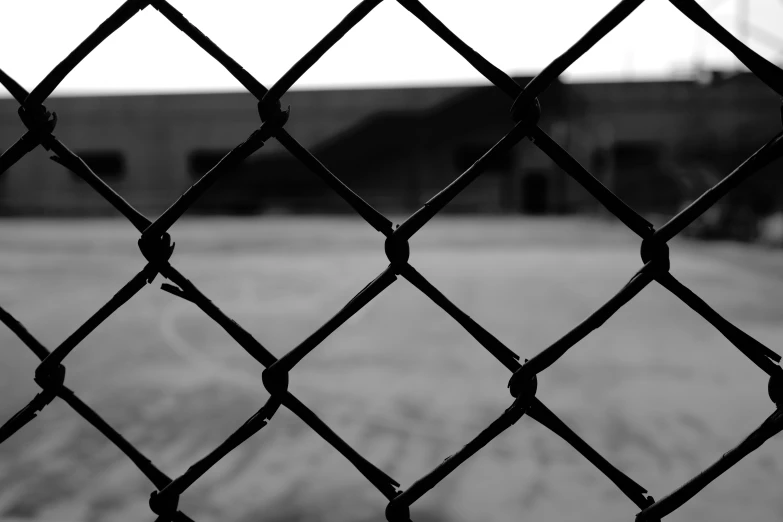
[{"xmin": 1, "ymin": 0, "xmax": 782, "ymax": 97}]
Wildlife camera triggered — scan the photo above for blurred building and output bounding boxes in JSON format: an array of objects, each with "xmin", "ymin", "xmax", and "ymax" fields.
[
  {"xmin": 566, "ymin": 71, "xmax": 782, "ymax": 222},
  {"xmin": 0, "ymin": 72, "xmax": 780, "ymax": 220}
]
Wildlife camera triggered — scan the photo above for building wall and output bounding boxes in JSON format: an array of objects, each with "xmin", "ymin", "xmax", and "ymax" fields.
[
  {"xmin": 0, "ymin": 86, "xmax": 462, "ymax": 216},
  {"xmin": 562, "ymin": 74, "xmax": 782, "ymax": 216},
  {"xmin": 1, "ymin": 74, "xmax": 778, "ymax": 217}
]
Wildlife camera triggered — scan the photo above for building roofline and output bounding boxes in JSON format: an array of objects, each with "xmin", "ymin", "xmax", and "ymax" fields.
[{"xmin": 1, "ymin": 69, "xmax": 764, "ymax": 103}]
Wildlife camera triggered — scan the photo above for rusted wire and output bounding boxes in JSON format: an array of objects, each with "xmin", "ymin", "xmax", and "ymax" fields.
[{"xmin": 1, "ymin": 1, "xmax": 782, "ymax": 521}]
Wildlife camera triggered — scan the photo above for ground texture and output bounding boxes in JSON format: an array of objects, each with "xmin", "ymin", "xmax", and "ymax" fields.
[{"xmin": 0, "ymin": 216, "xmax": 781, "ymax": 522}]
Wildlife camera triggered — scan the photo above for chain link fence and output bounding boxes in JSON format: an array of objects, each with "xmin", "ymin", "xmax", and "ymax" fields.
[{"xmin": 1, "ymin": 0, "xmax": 782, "ymax": 520}]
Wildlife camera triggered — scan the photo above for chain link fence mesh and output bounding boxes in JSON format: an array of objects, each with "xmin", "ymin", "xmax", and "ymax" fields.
[{"xmin": 1, "ymin": 0, "xmax": 783, "ymax": 520}]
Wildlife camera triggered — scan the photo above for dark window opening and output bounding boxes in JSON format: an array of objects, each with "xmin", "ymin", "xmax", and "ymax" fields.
[
  {"xmin": 188, "ymin": 149, "xmax": 315, "ymax": 215},
  {"xmin": 187, "ymin": 149, "xmax": 262, "ymax": 214},
  {"xmin": 75, "ymin": 151, "xmax": 125, "ymax": 180},
  {"xmin": 454, "ymin": 144, "xmax": 512, "ymax": 173}
]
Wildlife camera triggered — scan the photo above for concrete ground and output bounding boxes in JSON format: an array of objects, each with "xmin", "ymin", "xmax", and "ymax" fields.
[{"xmin": 0, "ymin": 216, "xmax": 781, "ymax": 522}]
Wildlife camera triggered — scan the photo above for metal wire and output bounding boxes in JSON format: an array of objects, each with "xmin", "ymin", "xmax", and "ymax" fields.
[{"xmin": 1, "ymin": 1, "xmax": 782, "ymax": 520}]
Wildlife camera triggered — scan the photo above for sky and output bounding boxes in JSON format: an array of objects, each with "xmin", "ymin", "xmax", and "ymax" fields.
[{"xmin": 0, "ymin": 0, "xmax": 782, "ymax": 97}]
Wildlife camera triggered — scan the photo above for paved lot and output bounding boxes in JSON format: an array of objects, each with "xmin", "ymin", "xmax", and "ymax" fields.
[{"xmin": 0, "ymin": 216, "xmax": 781, "ymax": 522}]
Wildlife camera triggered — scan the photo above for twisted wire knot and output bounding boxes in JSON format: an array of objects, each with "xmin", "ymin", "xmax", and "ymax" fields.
[
  {"xmin": 138, "ymin": 232, "xmax": 175, "ymax": 283},
  {"xmin": 18, "ymin": 105, "xmax": 57, "ymax": 149},
  {"xmin": 510, "ymin": 94, "xmax": 541, "ymax": 127},
  {"xmin": 149, "ymin": 489, "xmax": 180, "ymax": 520},
  {"xmin": 257, "ymin": 96, "xmax": 288, "ymax": 125},
  {"xmin": 255, "ymin": 98, "xmax": 290, "ymax": 146},
  {"xmin": 261, "ymin": 364, "xmax": 290, "ymax": 398},
  {"xmin": 384, "ymin": 233, "xmax": 410, "ymax": 271},
  {"xmin": 33, "ymin": 362, "xmax": 66, "ymax": 398},
  {"xmin": 640, "ymin": 236, "xmax": 670, "ymax": 275},
  {"xmin": 507, "ymin": 361, "xmax": 538, "ymax": 414}
]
